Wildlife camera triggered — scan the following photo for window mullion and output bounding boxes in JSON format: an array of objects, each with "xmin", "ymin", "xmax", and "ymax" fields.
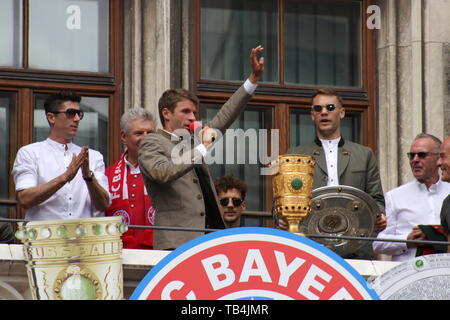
[
  {"xmin": 23, "ymin": 0, "xmax": 29, "ymax": 69},
  {"xmin": 279, "ymin": 0, "xmax": 284, "ymax": 86}
]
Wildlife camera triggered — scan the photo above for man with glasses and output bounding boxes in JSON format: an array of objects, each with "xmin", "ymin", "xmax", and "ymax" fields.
[
  {"xmin": 373, "ymin": 133, "xmax": 450, "ymax": 261},
  {"xmin": 286, "ymin": 88, "xmax": 386, "ymax": 260},
  {"xmin": 214, "ymin": 174, "xmax": 247, "ymax": 228},
  {"xmin": 12, "ymin": 91, "xmax": 110, "ymax": 221}
]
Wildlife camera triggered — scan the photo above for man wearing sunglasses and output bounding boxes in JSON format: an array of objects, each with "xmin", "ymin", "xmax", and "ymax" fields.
[
  {"xmin": 286, "ymin": 88, "xmax": 386, "ymax": 260},
  {"xmin": 12, "ymin": 91, "xmax": 110, "ymax": 221},
  {"xmin": 373, "ymin": 134, "xmax": 450, "ymax": 261},
  {"xmin": 214, "ymin": 174, "xmax": 247, "ymax": 228}
]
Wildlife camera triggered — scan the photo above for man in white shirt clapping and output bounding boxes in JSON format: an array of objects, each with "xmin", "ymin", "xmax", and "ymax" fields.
[
  {"xmin": 12, "ymin": 91, "xmax": 110, "ymax": 221},
  {"xmin": 373, "ymin": 133, "xmax": 450, "ymax": 261}
]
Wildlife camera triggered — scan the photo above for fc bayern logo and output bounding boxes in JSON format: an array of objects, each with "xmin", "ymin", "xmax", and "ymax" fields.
[
  {"xmin": 131, "ymin": 227, "xmax": 379, "ymax": 300},
  {"xmin": 113, "ymin": 209, "xmax": 131, "ymax": 225},
  {"xmin": 147, "ymin": 206, "xmax": 156, "ymax": 225}
]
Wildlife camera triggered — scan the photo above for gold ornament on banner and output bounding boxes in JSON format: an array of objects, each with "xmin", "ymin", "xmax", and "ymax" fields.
[
  {"xmin": 15, "ymin": 216, "xmax": 128, "ymax": 300},
  {"xmin": 272, "ymin": 154, "xmax": 315, "ymax": 236}
]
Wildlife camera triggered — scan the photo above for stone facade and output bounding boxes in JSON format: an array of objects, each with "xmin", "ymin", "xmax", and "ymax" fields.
[
  {"xmin": 445, "ymin": 43, "xmax": 450, "ymax": 137},
  {"xmin": 376, "ymin": 0, "xmax": 450, "ymax": 190},
  {"xmin": 122, "ymin": 0, "xmax": 450, "ymax": 191},
  {"xmin": 0, "ymin": 244, "xmax": 399, "ymax": 299},
  {"xmin": 123, "ymin": 0, "xmax": 192, "ymax": 129}
]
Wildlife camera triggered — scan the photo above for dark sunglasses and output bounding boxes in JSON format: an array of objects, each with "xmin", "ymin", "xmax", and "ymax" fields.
[
  {"xmin": 312, "ymin": 104, "xmax": 337, "ymax": 113},
  {"xmin": 219, "ymin": 197, "xmax": 243, "ymax": 207},
  {"xmin": 51, "ymin": 108, "xmax": 84, "ymax": 120},
  {"xmin": 407, "ymin": 152, "xmax": 438, "ymax": 160}
]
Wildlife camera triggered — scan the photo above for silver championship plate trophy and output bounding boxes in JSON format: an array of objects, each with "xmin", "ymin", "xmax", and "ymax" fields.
[{"xmin": 300, "ymin": 185, "xmax": 379, "ymax": 257}]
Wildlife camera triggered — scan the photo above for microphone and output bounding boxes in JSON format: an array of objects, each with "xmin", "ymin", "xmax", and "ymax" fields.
[
  {"xmin": 189, "ymin": 121, "xmax": 204, "ymax": 134},
  {"xmin": 189, "ymin": 121, "xmax": 216, "ymax": 143}
]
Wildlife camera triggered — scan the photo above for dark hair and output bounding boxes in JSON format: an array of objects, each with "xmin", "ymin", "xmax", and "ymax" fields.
[
  {"xmin": 214, "ymin": 174, "xmax": 247, "ymax": 200},
  {"xmin": 311, "ymin": 88, "xmax": 343, "ymax": 106},
  {"xmin": 44, "ymin": 91, "xmax": 82, "ymax": 113},
  {"xmin": 158, "ymin": 89, "xmax": 199, "ymax": 125}
]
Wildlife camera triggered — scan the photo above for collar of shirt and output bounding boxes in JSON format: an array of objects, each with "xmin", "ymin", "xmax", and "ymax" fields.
[
  {"xmin": 319, "ymin": 137, "xmax": 341, "ymax": 149},
  {"xmin": 46, "ymin": 137, "xmax": 74, "ymax": 153},
  {"xmin": 163, "ymin": 129, "xmax": 180, "ymax": 139},
  {"xmin": 124, "ymin": 155, "xmax": 141, "ymax": 175},
  {"xmin": 414, "ymin": 178, "xmax": 444, "ymax": 193}
]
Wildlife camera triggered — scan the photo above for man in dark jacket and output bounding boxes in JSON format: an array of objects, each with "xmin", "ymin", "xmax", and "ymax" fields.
[{"xmin": 286, "ymin": 88, "xmax": 386, "ymax": 259}]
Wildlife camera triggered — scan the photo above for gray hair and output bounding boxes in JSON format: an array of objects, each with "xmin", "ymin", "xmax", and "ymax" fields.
[
  {"xmin": 120, "ymin": 107, "xmax": 155, "ymax": 133},
  {"xmin": 414, "ymin": 133, "xmax": 442, "ymax": 153}
]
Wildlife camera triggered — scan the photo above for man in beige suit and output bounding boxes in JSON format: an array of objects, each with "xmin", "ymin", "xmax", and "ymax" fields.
[{"xmin": 139, "ymin": 46, "xmax": 264, "ymax": 250}]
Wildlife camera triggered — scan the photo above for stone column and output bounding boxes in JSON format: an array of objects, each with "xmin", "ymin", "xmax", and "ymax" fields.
[
  {"xmin": 123, "ymin": 0, "xmax": 189, "ymax": 128},
  {"xmin": 377, "ymin": 0, "xmax": 400, "ymax": 192},
  {"xmin": 423, "ymin": 0, "xmax": 450, "ymax": 138},
  {"xmin": 376, "ymin": 0, "xmax": 450, "ymax": 190},
  {"xmin": 123, "ymin": 0, "xmax": 143, "ymax": 112}
]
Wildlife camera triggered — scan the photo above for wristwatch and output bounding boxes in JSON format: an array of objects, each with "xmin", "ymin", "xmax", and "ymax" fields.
[{"xmin": 83, "ymin": 170, "xmax": 94, "ymax": 182}]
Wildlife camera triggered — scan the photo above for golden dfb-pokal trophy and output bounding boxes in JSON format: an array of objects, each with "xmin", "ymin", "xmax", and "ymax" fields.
[
  {"xmin": 273, "ymin": 155, "xmax": 315, "ymax": 235},
  {"xmin": 15, "ymin": 216, "xmax": 128, "ymax": 300}
]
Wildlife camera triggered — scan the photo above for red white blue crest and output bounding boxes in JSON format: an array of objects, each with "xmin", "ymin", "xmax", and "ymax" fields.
[
  {"xmin": 113, "ymin": 209, "xmax": 131, "ymax": 225},
  {"xmin": 147, "ymin": 206, "xmax": 156, "ymax": 225},
  {"xmin": 131, "ymin": 227, "xmax": 378, "ymax": 300}
]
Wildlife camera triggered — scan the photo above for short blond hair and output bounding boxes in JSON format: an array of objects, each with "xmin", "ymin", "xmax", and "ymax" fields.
[{"xmin": 312, "ymin": 88, "xmax": 343, "ymax": 106}]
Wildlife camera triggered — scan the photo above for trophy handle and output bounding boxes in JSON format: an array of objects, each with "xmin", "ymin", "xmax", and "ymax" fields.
[{"xmin": 286, "ymin": 217, "xmax": 305, "ymax": 236}]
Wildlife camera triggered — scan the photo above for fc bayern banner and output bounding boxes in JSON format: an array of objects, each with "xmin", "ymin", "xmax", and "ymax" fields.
[{"xmin": 131, "ymin": 227, "xmax": 379, "ymax": 300}]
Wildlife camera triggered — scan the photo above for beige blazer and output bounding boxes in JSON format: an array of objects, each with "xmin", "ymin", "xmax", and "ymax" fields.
[{"xmin": 139, "ymin": 85, "xmax": 252, "ymax": 249}]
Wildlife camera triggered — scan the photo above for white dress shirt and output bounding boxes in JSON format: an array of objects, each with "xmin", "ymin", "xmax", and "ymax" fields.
[
  {"xmin": 12, "ymin": 138, "xmax": 110, "ymax": 221},
  {"xmin": 320, "ymin": 137, "xmax": 340, "ymax": 186},
  {"xmin": 373, "ymin": 179, "xmax": 450, "ymax": 261}
]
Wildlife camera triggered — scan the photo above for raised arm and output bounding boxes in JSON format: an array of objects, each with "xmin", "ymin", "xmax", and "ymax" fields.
[{"xmin": 208, "ymin": 46, "xmax": 265, "ymax": 132}]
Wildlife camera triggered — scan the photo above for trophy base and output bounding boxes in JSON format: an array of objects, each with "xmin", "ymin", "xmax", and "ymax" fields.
[{"xmin": 294, "ymin": 232, "xmax": 306, "ymax": 237}]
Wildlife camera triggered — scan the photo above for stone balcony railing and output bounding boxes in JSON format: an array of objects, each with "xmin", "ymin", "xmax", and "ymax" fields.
[{"xmin": 0, "ymin": 244, "xmax": 400, "ymax": 300}]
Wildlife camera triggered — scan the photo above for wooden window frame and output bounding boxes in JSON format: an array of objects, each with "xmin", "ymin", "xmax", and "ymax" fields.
[
  {"xmin": 0, "ymin": 0, "xmax": 123, "ymax": 220},
  {"xmin": 193, "ymin": 0, "xmax": 377, "ymax": 217}
]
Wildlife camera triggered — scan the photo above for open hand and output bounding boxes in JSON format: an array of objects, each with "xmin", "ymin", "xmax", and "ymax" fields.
[
  {"xmin": 199, "ymin": 126, "xmax": 216, "ymax": 147},
  {"xmin": 373, "ymin": 213, "xmax": 387, "ymax": 232},
  {"xmin": 64, "ymin": 147, "xmax": 88, "ymax": 182},
  {"xmin": 249, "ymin": 45, "xmax": 265, "ymax": 84},
  {"xmin": 406, "ymin": 226, "xmax": 426, "ymax": 248}
]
